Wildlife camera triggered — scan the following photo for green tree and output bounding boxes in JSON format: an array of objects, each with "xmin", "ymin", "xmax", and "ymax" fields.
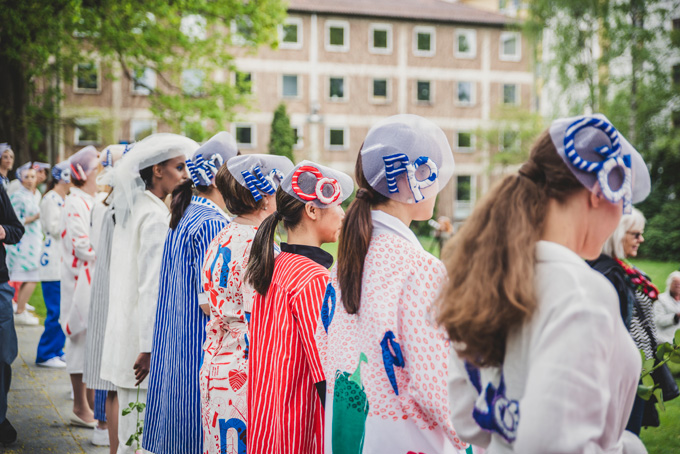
[
  {"xmin": 0, "ymin": 0, "xmax": 286, "ymax": 164},
  {"xmin": 268, "ymin": 103, "xmax": 295, "ymax": 161}
]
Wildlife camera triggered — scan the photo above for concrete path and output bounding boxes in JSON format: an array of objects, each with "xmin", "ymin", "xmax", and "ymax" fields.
[{"xmin": 4, "ymin": 325, "xmax": 108, "ymax": 454}]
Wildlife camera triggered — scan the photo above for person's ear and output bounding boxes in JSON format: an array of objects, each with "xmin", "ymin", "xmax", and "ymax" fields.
[
  {"xmin": 305, "ymin": 202, "xmax": 318, "ymax": 221},
  {"xmin": 152, "ymin": 163, "xmax": 163, "ymax": 179},
  {"xmin": 589, "ymin": 183, "xmax": 603, "ymax": 209}
]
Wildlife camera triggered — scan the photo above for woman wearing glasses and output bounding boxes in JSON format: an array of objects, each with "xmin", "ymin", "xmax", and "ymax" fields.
[{"xmin": 589, "ymin": 208, "xmax": 677, "ymax": 435}]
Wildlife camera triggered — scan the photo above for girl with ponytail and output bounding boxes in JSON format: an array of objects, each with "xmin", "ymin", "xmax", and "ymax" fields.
[
  {"xmin": 443, "ymin": 115, "xmax": 651, "ymax": 452},
  {"xmin": 317, "ymin": 114, "xmax": 468, "ymax": 453},
  {"xmin": 245, "ymin": 161, "xmax": 353, "ymax": 454},
  {"xmin": 143, "ymin": 132, "xmax": 237, "ymax": 454},
  {"xmin": 199, "ymin": 154, "xmax": 293, "ymax": 454}
]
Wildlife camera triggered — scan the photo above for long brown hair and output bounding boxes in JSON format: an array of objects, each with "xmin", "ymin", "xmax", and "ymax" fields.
[
  {"xmin": 169, "ymin": 173, "xmax": 223, "ymax": 229},
  {"xmin": 245, "ymin": 187, "xmax": 305, "ymax": 296},
  {"xmin": 437, "ymin": 130, "xmax": 584, "ymax": 368},
  {"xmin": 337, "ymin": 155, "xmax": 389, "ymax": 314},
  {"xmin": 215, "ymin": 165, "xmax": 265, "ymax": 216}
]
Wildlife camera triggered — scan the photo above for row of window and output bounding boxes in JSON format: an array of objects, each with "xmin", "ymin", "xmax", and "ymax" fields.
[{"xmin": 279, "ymin": 18, "xmax": 522, "ymax": 61}]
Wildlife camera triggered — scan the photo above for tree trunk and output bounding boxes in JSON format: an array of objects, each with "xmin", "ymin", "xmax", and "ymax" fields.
[
  {"xmin": 0, "ymin": 55, "xmax": 32, "ymax": 165},
  {"xmin": 629, "ymin": 0, "xmax": 645, "ymax": 144}
]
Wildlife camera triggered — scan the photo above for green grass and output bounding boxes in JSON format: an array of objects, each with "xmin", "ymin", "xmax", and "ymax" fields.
[
  {"xmin": 27, "ymin": 283, "xmax": 46, "ymax": 323},
  {"xmin": 640, "ymin": 379, "xmax": 680, "ymax": 453},
  {"xmin": 629, "ymin": 259, "xmax": 680, "ymax": 293}
]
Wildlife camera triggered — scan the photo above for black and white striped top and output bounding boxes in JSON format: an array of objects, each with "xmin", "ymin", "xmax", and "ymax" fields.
[{"xmin": 630, "ymin": 289, "xmax": 659, "ymax": 360}]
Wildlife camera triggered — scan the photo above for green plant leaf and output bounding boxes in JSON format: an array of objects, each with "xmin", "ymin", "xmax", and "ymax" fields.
[
  {"xmin": 643, "ymin": 357, "xmax": 655, "ymax": 374},
  {"xmin": 122, "ymin": 407, "xmax": 132, "ymax": 416},
  {"xmin": 674, "ymin": 329, "xmax": 680, "ymax": 347},
  {"xmin": 669, "ymin": 351, "xmax": 680, "ymax": 364},
  {"xmin": 126, "ymin": 433, "xmax": 135, "ymax": 446},
  {"xmin": 653, "ymin": 388, "xmax": 665, "ymax": 412},
  {"xmin": 638, "ymin": 384, "xmax": 654, "ymax": 400},
  {"xmin": 657, "ymin": 342, "xmax": 674, "ymax": 360},
  {"xmin": 641, "ymin": 373, "xmax": 655, "ymax": 388}
]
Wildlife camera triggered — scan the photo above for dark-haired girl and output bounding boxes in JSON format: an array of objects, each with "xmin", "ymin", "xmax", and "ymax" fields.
[
  {"xmin": 200, "ymin": 154, "xmax": 293, "ymax": 454},
  {"xmin": 245, "ymin": 160, "xmax": 353, "ymax": 454},
  {"xmin": 143, "ymin": 132, "xmax": 237, "ymax": 454},
  {"xmin": 443, "ymin": 115, "xmax": 650, "ymax": 452},
  {"xmin": 316, "ymin": 115, "xmax": 468, "ymax": 453}
]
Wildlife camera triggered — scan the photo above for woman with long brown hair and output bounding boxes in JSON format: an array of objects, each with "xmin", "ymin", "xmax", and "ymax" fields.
[
  {"xmin": 442, "ymin": 115, "xmax": 650, "ymax": 453},
  {"xmin": 245, "ymin": 161, "xmax": 352, "ymax": 454},
  {"xmin": 317, "ymin": 114, "xmax": 467, "ymax": 453}
]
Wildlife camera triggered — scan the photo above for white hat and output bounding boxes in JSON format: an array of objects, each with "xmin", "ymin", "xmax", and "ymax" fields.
[
  {"xmin": 0, "ymin": 143, "xmax": 12, "ymax": 154},
  {"xmin": 360, "ymin": 114, "xmax": 454, "ymax": 204},
  {"xmin": 549, "ymin": 114, "xmax": 650, "ymax": 214},
  {"xmin": 32, "ymin": 162, "xmax": 50, "ymax": 171},
  {"xmin": 280, "ymin": 160, "xmax": 354, "ymax": 208},
  {"xmin": 97, "ymin": 144, "xmax": 130, "ymax": 186},
  {"xmin": 187, "ymin": 132, "xmax": 239, "ymax": 186},
  {"xmin": 227, "ymin": 154, "xmax": 295, "ymax": 201},
  {"xmin": 111, "ymin": 133, "xmax": 199, "ymax": 226},
  {"xmin": 69, "ymin": 146, "xmax": 99, "ymax": 182},
  {"xmin": 15, "ymin": 162, "xmax": 32, "ymax": 181},
  {"xmin": 52, "ymin": 160, "xmax": 72, "ymax": 183}
]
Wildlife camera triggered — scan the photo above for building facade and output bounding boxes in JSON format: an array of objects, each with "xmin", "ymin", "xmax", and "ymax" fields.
[{"xmin": 61, "ymin": 0, "xmax": 534, "ymax": 222}]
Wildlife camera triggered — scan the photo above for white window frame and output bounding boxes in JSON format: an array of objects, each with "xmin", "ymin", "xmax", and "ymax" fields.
[
  {"xmin": 370, "ymin": 78, "xmax": 391, "ymax": 104},
  {"xmin": 281, "ymin": 74, "xmax": 300, "ymax": 99},
  {"xmin": 325, "ymin": 20, "xmax": 350, "ymax": 53},
  {"xmin": 73, "ymin": 61, "xmax": 102, "ymax": 94},
  {"xmin": 369, "ymin": 23, "xmax": 392, "ymax": 55},
  {"xmin": 455, "ymin": 174, "xmax": 476, "ymax": 220},
  {"xmin": 74, "ymin": 118, "xmax": 101, "ymax": 145},
  {"xmin": 455, "ymin": 131, "xmax": 475, "ymax": 152},
  {"xmin": 129, "ymin": 119, "xmax": 157, "ymax": 142},
  {"xmin": 413, "ymin": 26, "xmax": 436, "ymax": 57},
  {"xmin": 328, "ymin": 76, "xmax": 348, "ymax": 102},
  {"xmin": 182, "ymin": 68, "xmax": 205, "ymax": 97},
  {"xmin": 326, "ymin": 126, "xmax": 349, "ymax": 151},
  {"xmin": 415, "ymin": 79, "xmax": 433, "ymax": 104},
  {"xmin": 502, "ymin": 83, "xmax": 520, "ymax": 106},
  {"xmin": 456, "ymin": 81, "xmax": 476, "ymax": 106},
  {"xmin": 233, "ymin": 123, "xmax": 257, "ymax": 148},
  {"xmin": 279, "ymin": 17, "xmax": 303, "ymax": 50},
  {"xmin": 292, "ymin": 125, "xmax": 303, "ymax": 150},
  {"xmin": 500, "ymin": 31, "xmax": 521, "ymax": 62},
  {"xmin": 131, "ymin": 67, "xmax": 156, "ymax": 96},
  {"xmin": 455, "ymin": 29, "xmax": 477, "ymax": 59}
]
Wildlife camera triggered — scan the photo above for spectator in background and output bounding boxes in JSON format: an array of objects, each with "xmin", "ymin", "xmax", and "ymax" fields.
[
  {"xmin": 6, "ymin": 167, "xmax": 42, "ymax": 326},
  {"xmin": 655, "ymin": 271, "xmax": 680, "ymax": 345},
  {"xmin": 0, "ymin": 184, "xmax": 25, "ymax": 445},
  {"xmin": 0, "ymin": 145, "xmax": 14, "ymax": 189}
]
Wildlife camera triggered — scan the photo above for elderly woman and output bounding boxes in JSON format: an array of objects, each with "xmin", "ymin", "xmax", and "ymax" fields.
[
  {"xmin": 589, "ymin": 208, "xmax": 666, "ymax": 435},
  {"xmin": 6, "ymin": 166, "xmax": 42, "ymax": 326},
  {"xmin": 0, "ymin": 144, "xmax": 14, "ymax": 189},
  {"xmin": 655, "ymin": 271, "xmax": 680, "ymax": 345}
]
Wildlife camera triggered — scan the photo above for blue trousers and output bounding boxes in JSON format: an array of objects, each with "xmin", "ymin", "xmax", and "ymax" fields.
[
  {"xmin": 35, "ymin": 281, "xmax": 65, "ymax": 364},
  {"xmin": 0, "ymin": 282, "xmax": 17, "ymax": 424},
  {"xmin": 94, "ymin": 389, "xmax": 107, "ymax": 422}
]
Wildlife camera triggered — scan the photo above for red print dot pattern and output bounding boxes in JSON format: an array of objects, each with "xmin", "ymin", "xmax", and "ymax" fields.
[{"xmin": 317, "ymin": 234, "xmax": 466, "ymax": 450}]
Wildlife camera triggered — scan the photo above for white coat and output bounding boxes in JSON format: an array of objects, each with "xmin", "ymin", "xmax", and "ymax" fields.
[
  {"xmin": 654, "ymin": 291, "xmax": 680, "ymax": 345},
  {"xmin": 39, "ymin": 190, "xmax": 65, "ymax": 281},
  {"xmin": 447, "ymin": 241, "xmax": 642, "ymax": 454},
  {"xmin": 100, "ymin": 190, "xmax": 169, "ymax": 389}
]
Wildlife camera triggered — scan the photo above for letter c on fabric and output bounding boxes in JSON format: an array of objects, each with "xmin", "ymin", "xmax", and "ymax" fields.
[{"xmin": 380, "ymin": 330, "xmax": 405, "ymax": 396}]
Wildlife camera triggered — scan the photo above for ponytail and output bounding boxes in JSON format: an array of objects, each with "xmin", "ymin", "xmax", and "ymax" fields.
[
  {"xmin": 337, "ymin": 155, "xmax": 388, "ymax": 314},
  {"xmin": 437, "ymin": 131, "xmax": 584, "ymax": 368},
  {"xmin": 169, "ymin": 179, "xmax": 212, "ymax": 229},
  {"xmin": 245, "ymin": 187, "xmax": 305, "ymax": 296}
]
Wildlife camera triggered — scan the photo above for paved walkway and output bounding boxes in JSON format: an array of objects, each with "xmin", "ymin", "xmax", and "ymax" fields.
[{"xmin": 5, "ymin": 324, "xmax": 108, "ymax": 454}]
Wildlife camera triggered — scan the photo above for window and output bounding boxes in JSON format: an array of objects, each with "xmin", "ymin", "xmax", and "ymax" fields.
[
  {"xmin": 325, "ymin": 20, "xmax": 349, "ymax": 52},
  {"xmin": 292, "ymin": 126, "xmax": 303, "ymax": 149},
  {"xmin": 326, "ymin": 127, "xmax": 348, "ymax": 150},
  {"xmin": 234, "ymin": 124, "xmax": 256, "ymax": 148},
  {"xmin": 231, "ymin": 16, "xmax": 255, "ymax": 46},
  {"xmin": 182, "ymin": 69, "xmax": 205, "ymax": 96},
  {"xmin": 282, "ymin": 74, "xmax": 299, "ymax": 98},
  {"xmin": 500, "ymin": 31, "xmax": 521, "ymax": 61},
  {"xmin": 369, "ymin": 24, "xmax": 392, "ymax": 54},
  {"xmin": 372, "ymin": 78, "xmax": 389, "ymax": 102},
  {"xmin": 280, "ymin": 17, "xmax": 302, "ymax": 49},
  {"xmin": 74, "ymin": 119, "xmax": 101, "ymax": 145},
  {"xmin": 674, "ymin": 18, "xmax": 680, "ymax": 30},
  {"xmin": 180, "ymin": 14, "xmax": 207, "ymax": 41},
  {"xmin": 329, "ymin": 77, "xmax": 345, "ymax": 101},
  {"xmin": 455, "ymin": 29, "xmax": 477, "ymax": 58},
  {"xmin": 456, "ymin": 131, "xmax": 474, "ymax": 151},
  {"xmin": 413, "ymin": 26, "xmax": 435, "ymax": 56},
  {"xmin": 457, "ymin": 81, "xmax": 474, "ymax": 106},
  {"xmin": 130, "ymin": 119, "xmax": 156, "ymax": 142},
  {"xmin": 235, "ymin": 71, "xmax": 252, "ymax": 95},
  {"xmin": 674, "ymin": 65, "xmax": 680, "ymax": 85},
  {"xmin": 500, "ymin": 130, "xmax": 520, "ymax": 151},
  {"xmin": 455, "ymin": 175, "xmax": 473, "ymax": 219},
  {"xmin": 74, "ymin": 62, "xmax": 100, "ymax": 92},
  {"xmin": 502, "ymin": 83, "xmax": 519, "ymax": 105},
  {"xmin": 132, "ymin": 67, "xmax": 156, "ymax": 95},
  {"xmin": 499, "ymin": 0, "xmax": 521, "ymax": 16},
  {"xmin": 416, "ymin": 80, "xmax": 432, "ymax": 103}
]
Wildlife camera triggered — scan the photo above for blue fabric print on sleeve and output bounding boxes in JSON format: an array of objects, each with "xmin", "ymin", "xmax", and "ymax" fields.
[
  {"xmin": 321, "ymin": 283, "xmax": 336, "ymax": 333},
  {"xmin": 464, "ymin": 361, "xmax": 520, "ymax": 443},
  {"xmin": 380, "ymin": 330, "xmax": 405, "ymax": 395},
  {"xmin": 209, "ymin": 244, "xmax": 232, "ymax": 288}
]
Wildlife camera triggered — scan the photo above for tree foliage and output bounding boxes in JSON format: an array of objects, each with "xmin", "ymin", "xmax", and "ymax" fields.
[
  {"xmin": 268, "ymin": 103, "xmax": 295, "ymax": 161},
  {"xmin": 0, "ymin": 0, "xmax": 286, "ymax": 163}
]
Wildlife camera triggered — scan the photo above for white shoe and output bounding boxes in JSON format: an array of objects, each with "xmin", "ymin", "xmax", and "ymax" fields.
[
  {"xmin": 91, "ymin": 427, "xmax": 110, "ymax": 446},
  {"xmin": 36, "ymin": 357, "xmax": 66, "ymax": 368},
  {"xmin": 14, "ymin": 311, "xmax": 39, "ymax": 326},
  {"xmin": 26, "ymin": 302, "xmax": 36, "ymax": 312},
  {"xmin": 12, "ymin": 302, "xmax": 17, "ymax": 313}
]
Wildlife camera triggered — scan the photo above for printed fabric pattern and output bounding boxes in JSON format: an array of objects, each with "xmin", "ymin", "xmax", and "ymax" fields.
[{"xmin": 6, "ymin": 186, "xmax": 42, "ymax": 273}]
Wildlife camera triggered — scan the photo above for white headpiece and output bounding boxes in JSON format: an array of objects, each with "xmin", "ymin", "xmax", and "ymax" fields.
[
  {"xmin": 227, "ymin": 154, "xmax": 294, "ymax": 201},
  {"xmin": 280, "ymin": 160, "xmax": 354, "ymax": 208},
  {"xmin": 186, "ymin": 132, "xmax": 238, "ymax": 187}
]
